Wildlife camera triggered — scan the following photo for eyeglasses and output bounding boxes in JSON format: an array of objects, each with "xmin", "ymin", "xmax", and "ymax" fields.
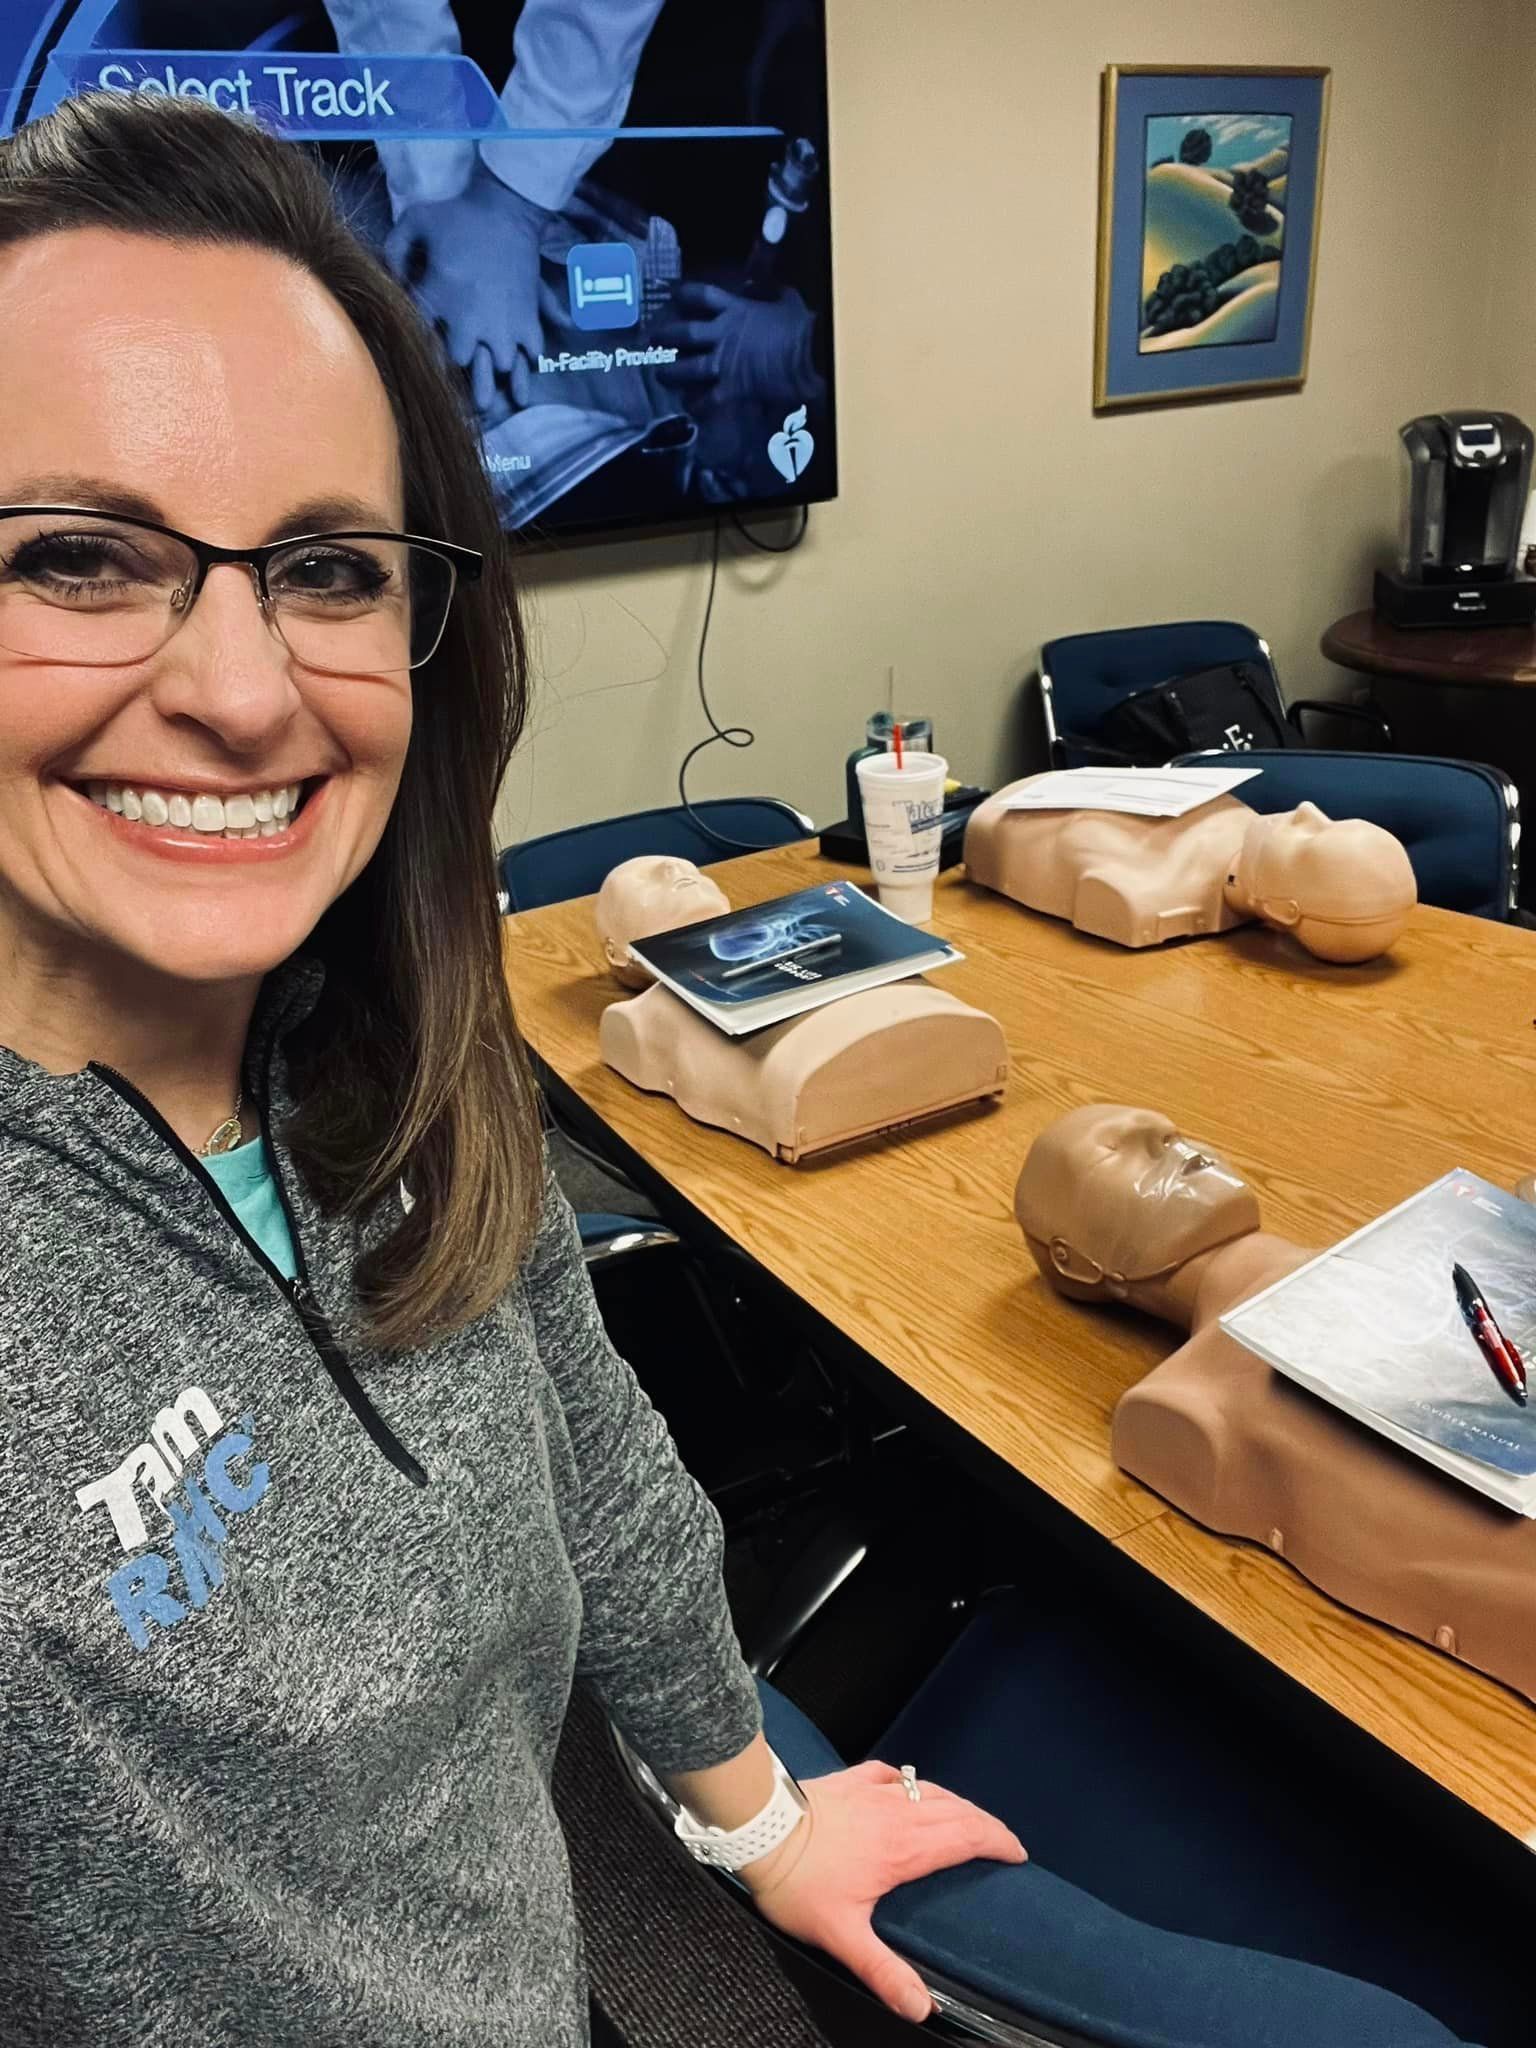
[{"xmin": 0, "ymin": 508, "xmax": 484, "ymax": 674}]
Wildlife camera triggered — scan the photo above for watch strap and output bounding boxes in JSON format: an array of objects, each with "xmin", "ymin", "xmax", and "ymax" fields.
[{"xmin": 672, "ymin": 1753, "xmax": 809, "ymax": 1871}]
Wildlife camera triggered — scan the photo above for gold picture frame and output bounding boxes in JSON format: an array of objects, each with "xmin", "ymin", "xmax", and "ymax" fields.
[{"xmin": 1095, "ymin": 65, "xmax": 1331, "ymax": 411}]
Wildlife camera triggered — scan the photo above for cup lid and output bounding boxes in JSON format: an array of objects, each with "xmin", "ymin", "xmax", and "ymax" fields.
[{"xmin": 856, "ymin": 750, "xmax": 947, "ymax": 780}]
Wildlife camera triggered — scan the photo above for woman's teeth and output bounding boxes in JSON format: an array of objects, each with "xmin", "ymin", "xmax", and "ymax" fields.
[{"xmin": 85, "ymin": 781, "xmax": 305, "ymax": 840}]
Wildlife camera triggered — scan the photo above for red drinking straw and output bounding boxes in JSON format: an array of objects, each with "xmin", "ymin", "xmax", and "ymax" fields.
[{"xmin": 893, "ymin": 720, "xmax": 904, "ymax": 770}]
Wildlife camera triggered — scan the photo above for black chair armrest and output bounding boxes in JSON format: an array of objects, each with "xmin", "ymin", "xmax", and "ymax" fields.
[
  {"xmin": 580, "ymin": 1224, "xmax": 681, "ymax": 1270},
  {"xmin": 1053, "ymin": 730, "xmax": 1141, "ymax": 769},
  {"xmin": 1287, "ymin": 699, "xmax": 1394, "ymax": 749},
  {"xmin": 743, "ymin": 1507, "xmax": 877, "ymax": 1679}
]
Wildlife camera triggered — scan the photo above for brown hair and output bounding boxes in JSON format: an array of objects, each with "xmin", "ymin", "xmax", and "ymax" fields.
[{"xmin": 0, "ymin": 91, "xmax": 544, "ymax": 1348}]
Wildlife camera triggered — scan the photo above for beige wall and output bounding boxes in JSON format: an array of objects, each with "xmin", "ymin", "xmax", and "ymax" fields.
[
  {"xmin": 1488, "ymin": 0, "xmax": 1536, "ymax": 439},
  {"xmin": 495, "ymin": 0, "xmax": 1526, "ymax": 852}
]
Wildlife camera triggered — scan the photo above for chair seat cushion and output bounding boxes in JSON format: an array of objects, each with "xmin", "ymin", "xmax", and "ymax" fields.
[
  {"xmin": 872, "ymin": 1857, "xmax": 1463, "ymax": 2048},
  {"xmin": 759, "ymin": 1585, "xmax": 1496, "ymax": 2046}
]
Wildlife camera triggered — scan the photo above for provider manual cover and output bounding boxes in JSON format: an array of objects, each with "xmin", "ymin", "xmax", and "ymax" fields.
[
  {"xmin": 1222, "ymin": 1168, "xmax": 1536, "ymax": 1513},
  {"xmin": 629, "ymin": 881, "xmax": 959, "ymax": 1035}
]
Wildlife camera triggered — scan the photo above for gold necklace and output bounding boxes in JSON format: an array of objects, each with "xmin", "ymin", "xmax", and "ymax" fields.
[{"xmin": 198, "ymin": 1090, "xmax": 244, "ymax": 1157}]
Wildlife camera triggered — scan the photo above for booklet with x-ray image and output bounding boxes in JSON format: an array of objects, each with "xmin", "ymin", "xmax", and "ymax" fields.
[
  {"xmin": 1221, "ymin": 1169, "xmax": 1536, "ymax": 1514},
  {"xmin": 628, "ymin": 881, "xmax": 960, "ymax": 1035}
]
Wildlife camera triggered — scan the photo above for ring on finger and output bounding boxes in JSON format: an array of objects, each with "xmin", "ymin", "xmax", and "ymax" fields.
[{"xmin": 900, "ymin": 1764, "xmax": 921, "ymax": 1804}]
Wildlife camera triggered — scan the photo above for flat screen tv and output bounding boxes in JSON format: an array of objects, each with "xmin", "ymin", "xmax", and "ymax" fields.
[{"xmin": 0, "ymin": 2, "xmax": 838, "ymax": 539}]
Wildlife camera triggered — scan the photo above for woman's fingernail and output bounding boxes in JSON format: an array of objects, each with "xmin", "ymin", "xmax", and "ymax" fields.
[{"xmin": 901, "ymin": 1989, "xmax": 932, "ymax": 2022}]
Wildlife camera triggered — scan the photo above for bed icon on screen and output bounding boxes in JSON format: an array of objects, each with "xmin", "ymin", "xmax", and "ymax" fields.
[{"xmin": 567, "ymin": 243, "xmax": 640, "ymax": 331}]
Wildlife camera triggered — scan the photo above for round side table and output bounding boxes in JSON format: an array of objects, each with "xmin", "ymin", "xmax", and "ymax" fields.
[{"xmin": 1321, "ymin": 610, "xmax": 1536, "ymax": 692}]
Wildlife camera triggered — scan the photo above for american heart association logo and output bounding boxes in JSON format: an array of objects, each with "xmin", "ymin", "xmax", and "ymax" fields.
[{"xmin": 768, "ymin": 406, "xmax": 815, "ymax": 484}]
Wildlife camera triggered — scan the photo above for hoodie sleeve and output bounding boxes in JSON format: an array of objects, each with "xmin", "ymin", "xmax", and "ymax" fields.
[{"xmin": 519, "ymin": 1166, "xmax": 763, "ymax": 1774}]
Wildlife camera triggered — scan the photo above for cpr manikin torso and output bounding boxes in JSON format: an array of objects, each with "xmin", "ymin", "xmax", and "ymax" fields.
[
  {"xmin": 1015, "ymin": 1104, "xmax": 1536, "ymax": 1705},
  {"xmin": 594, "ymin": 855, "xmax": 731, "ymax": 988},
  {"xmin": 602, "ymin": 982, "xmax": 1008, "ymax": 1162},
  {"xmin": 966, "ymin": 783, "xmax": 1417, "ymax": 962},
  {"xmin": 592, "ymin": 859, "xmax": 1008, "ymax": 1160}
]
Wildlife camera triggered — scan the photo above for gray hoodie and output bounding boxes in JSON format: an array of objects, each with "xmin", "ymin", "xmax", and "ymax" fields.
[{"xmin": 0, "ymin": 958, "xmax": 762, "ymax": 2046}]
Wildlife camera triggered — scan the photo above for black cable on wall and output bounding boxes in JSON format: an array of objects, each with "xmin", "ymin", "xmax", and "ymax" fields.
[{"xmin": 676, "ymin": 505, "xmax": 809, "ymax": 851}]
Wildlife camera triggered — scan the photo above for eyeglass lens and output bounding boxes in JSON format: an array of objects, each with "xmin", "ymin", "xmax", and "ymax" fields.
[{"xmin": 0, "ymin": 514, "xmax": 456, "ymax": 672}]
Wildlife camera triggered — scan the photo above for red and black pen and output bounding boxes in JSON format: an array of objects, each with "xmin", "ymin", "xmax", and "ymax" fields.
[{"xmin": 1452, "ymin": 1262, "xmax": 1529, "ymax": 1407}]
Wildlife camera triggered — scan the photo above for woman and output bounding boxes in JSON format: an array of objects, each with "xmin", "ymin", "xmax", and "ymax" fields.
[{"xmin": 0, "ymin": 92, "xmax": 1022, "ymax": 2047}]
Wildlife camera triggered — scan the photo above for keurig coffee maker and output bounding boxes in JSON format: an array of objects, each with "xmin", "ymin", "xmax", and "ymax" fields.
[{"xmin": 1375, "ymin": 411, "xmax": 1536, "ymax": 628}]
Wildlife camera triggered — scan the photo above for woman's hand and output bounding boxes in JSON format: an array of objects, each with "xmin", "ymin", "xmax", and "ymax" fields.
[{"xmin": 741, "ymin": 1761, "xmax": 1027, "ymax": 2025}]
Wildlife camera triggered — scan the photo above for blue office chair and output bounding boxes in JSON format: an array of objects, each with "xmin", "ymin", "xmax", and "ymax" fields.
[
  {"xmin": 499, "ymin": 796, "xmax": 812, "ymax": 913},
  {"xmin": 1175, "ymin": 748, "xmax": 1521, "ymax": 921},
  {"xmin": 619, "ymin": 1586, "xmax": 1510, "ymax": 2045},
  {"xmin": 1039, "ymin": 621, "xmax": 1389, "ymax": 769}
]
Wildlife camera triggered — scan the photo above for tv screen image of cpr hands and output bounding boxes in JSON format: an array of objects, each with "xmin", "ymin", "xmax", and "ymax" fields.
[{"xmin": 1, "ymin": 1, "xmax": 838, "ymax": 538}]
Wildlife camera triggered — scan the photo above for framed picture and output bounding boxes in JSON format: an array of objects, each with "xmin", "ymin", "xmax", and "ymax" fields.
[{"xmin": 1094, "ymin": 65, "xmax": 1331, "ymax": 410}]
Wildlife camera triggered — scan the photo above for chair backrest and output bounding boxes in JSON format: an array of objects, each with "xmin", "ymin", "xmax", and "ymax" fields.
[
  {"xmin": 498, "ymin": 797, "xmax": 812, "ymax": 913},
  {"xmin": 1175, "ymin": 749, "xmax": 1520, "ymax": 921},
  {"xmin": 1041, "ymin": 620, "xmax": 1280, "ymax": 768}
]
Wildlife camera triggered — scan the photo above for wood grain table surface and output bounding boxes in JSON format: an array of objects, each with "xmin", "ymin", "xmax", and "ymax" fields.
[
  {"xmin": 1322, "ymin": 608, "xmax": 1536, "ymax": 687},
  {"xmin": 504, "ymin": 843, "xmax": 1536, "ymax": 1844}
]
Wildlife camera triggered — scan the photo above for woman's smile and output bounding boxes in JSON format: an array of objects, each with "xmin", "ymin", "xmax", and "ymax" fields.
[{"xmin": 57, "ymin": 771, "xmax": 331, "ymax": 862}]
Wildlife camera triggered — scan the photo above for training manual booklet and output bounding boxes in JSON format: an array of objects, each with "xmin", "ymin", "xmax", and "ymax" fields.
[
  {"xmin": 1001, "ymin": 766, "xmax": 1259, "ymax": 818},
  {"xmin": 627, "ymin": 881, "xmax": 960, "ymax": 1036},
  {"xmin": 1222, "ymin": 1169, "xmax": 1536, "ymax": 1514}
]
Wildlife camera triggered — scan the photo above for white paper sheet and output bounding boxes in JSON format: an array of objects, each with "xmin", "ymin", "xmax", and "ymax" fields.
[{"xmin": 1001, "ymin": 766, "xmax": 1261, "ymax": 819}]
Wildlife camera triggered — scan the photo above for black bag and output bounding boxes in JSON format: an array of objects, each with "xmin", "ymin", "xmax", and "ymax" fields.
[{"xmin": 1099, "ymin": 661, "xmax": 1292, "ymax": 763}]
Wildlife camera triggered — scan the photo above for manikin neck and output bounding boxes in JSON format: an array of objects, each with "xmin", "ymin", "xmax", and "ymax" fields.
[
  {"xmin": 1219, "ymin": 813, "xmax": 1270, "ymax": 921},
  {"xmin": 1120, "ymin": 1230, "xmax": 1300, "ymax": 1335}
]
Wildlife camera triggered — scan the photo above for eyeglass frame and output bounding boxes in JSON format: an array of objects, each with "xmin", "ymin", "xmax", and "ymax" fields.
[{"xmin": 0, "ymin": 505, "xmax": 485, "ymax": 672}]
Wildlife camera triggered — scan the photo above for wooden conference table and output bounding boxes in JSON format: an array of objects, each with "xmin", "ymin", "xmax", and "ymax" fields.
[{"xmin": 504, "ymin": 844, "xmax": 1536, "ymax": 1848}]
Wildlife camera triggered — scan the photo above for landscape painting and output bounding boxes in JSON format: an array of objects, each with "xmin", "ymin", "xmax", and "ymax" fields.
[
  {"xmin": 1095, "ymin": 68, "xmax": 1330, "ymax": 409},
  {"xmin": 1139, "ymin": 113, "xmax": 1291, "ymax": 352}
]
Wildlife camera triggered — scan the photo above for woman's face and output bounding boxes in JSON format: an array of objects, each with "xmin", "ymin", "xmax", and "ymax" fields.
[{"xmin": 0, "ymin": 227, "xmax": 412, "ymax": 988}]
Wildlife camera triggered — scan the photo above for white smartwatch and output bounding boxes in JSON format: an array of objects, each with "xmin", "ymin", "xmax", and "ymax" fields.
[{"xmin": 672, "ymin": 1750, "xmax": 810, "ymax": 1872}]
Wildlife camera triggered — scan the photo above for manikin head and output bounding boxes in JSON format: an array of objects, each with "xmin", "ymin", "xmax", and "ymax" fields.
[
  {"xmin": 1224, "ymin": 805, "xmax": 1417, "ymax": 963},
  {"xmin": 594, "ymin": 854, "xmax": 730, "ymax": 987},
  {"xmin": 1014, "ymin": 1104, "xmax": 1261, "ymax": 1302}
]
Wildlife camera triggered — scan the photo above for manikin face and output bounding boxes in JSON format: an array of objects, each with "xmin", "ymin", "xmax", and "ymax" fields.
[
  {"xmin": 0, "ymin": 229, "xmax": 412, "ymax": 991},
  {"xmin": 1230, "ymin": 804, "xmax": 1416, "ymax": 957},
  {"xmin": 1014, "ymin": 1103, "xmax": 1260, "ymax": 1295},
  {"xmin": 594, "ymin": 855, "xmax": 730, "ymax": 983}
]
